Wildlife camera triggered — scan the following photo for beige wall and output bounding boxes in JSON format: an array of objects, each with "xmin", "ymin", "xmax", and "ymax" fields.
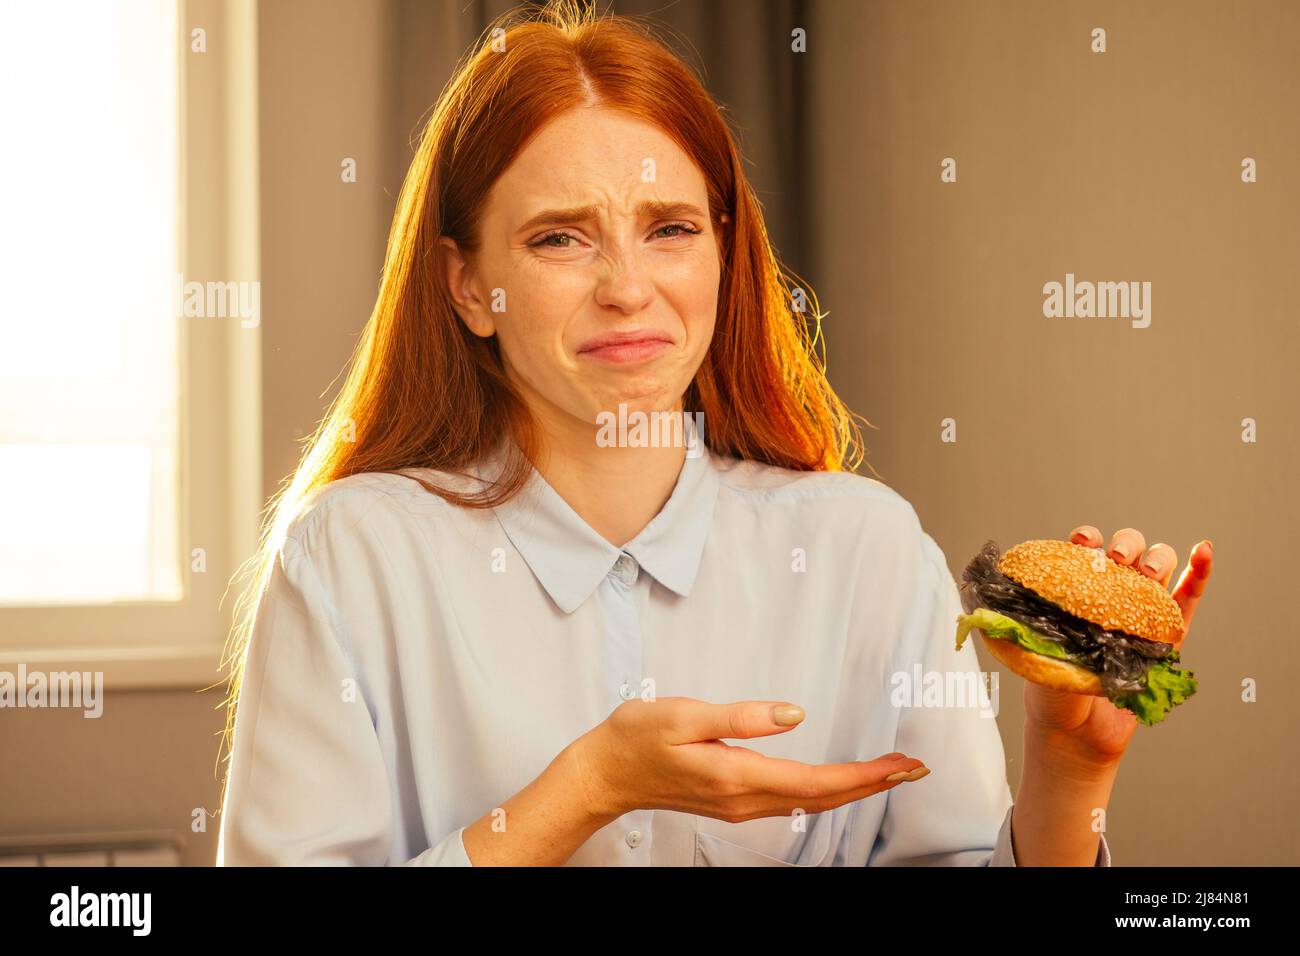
[
  {"xmin": 808, "ymin": 0, "xmax": 1298, "ymax": 864},
  {"xmin": 2, "ymin": 0, "xmax": 1293, "ymax": 865}
]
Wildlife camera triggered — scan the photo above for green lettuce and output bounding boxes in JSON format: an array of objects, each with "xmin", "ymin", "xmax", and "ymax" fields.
[
  {"xmin": 1111, "ymin": 653, "xmax": 1198, "ymax": 726},
  {"xmin": 956, "ymin": 607, "xmax": 1076, "ymax": 660},
  {"xmin": 955, "ymin": 608, "xmax": 1197, "ymax": 726}
]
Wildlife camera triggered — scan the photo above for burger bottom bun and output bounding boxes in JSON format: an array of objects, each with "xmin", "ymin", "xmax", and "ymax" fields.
[{"xmin": 978, "ymin": 631, "xmax": 1105, "ymax": 697}]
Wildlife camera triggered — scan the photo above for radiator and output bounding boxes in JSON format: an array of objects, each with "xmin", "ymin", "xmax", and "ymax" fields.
[{"xmin": 0, "ymin": 830, "xmax": 181, "ymax": 866}]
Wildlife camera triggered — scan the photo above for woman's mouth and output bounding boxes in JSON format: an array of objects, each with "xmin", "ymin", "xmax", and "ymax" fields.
[{"xmin": 577, "ymin": 331, "xmax": 674, "ymax": 365}]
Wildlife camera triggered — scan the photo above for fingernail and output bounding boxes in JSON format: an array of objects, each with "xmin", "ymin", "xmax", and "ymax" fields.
[
  {"xmin": 1112, "ymin": 545, "xmax": 1130, "ymax": 562},
  {"xmin": 884, "ymin": 752, "xmax": 906, "ymax": 761},
  {"xmin": 1140, "ymin": 558, "xmax": 1160, "ymax": 576},
  {"xmin": 1203, "ymin": 539, "xmax": 1213, "ymax": 555},
  {"xmin": 887, "ymin": 766, "xmax": 931, "ymax": 783},
  {"xmin": 771, "ymin": 704, "xmax": 805, "ymax": 726}
]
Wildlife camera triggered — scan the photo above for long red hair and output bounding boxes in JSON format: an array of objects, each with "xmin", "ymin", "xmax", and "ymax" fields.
[{"xmin": 218, "ymin": 0, "xmax": 866, "ymax": 780}]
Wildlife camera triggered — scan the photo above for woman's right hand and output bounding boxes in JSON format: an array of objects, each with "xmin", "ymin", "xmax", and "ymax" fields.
[{"xmin": 568, "ymin": 697, "xmax": 930, "ymax": 825}]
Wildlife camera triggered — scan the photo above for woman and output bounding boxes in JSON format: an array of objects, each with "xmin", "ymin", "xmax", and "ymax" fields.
[{"xmin": 217, "ymin": 0, "xmax": 1213, "ymax": 866}]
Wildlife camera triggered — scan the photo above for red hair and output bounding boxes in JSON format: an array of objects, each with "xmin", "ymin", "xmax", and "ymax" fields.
[{"xmin": 218, "ymin": 0, "xmax": 866, "ymax": 778}]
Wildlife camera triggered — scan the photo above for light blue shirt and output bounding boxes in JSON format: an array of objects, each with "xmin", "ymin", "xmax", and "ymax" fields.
[{"xmin": 218, "ymin": 439, "xmax": 1111, "ymax": 866}]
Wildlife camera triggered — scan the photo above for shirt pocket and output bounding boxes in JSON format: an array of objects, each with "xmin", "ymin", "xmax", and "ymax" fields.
[{"xmin": 693, "ymin": 805, "xmax": 847, "ymax": 867}]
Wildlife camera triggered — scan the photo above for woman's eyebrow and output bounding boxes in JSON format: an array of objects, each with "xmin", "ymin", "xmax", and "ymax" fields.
[{"xmin": 514, "ymin": 199, "xmax": 707, "ymax": 235}]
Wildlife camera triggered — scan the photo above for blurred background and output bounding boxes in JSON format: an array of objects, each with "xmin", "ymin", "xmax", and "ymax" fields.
[{"xmin": 0, "ymin": 0, "xmax": 1295, "ymax": 865}]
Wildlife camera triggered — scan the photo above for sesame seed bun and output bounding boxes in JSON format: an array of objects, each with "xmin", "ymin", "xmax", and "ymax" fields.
[
  {"xmin": 977, "ymin": 629, "xmax": 1104, "ymax": 696},
  {"xmin": 997, "ymin": 539, "xmax": 1185, "ymax": 646}
]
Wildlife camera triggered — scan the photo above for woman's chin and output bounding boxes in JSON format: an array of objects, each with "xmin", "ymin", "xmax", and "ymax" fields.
[{"xmin": 581, "ymin": 378, "xmax": 682, "ymax": 413}]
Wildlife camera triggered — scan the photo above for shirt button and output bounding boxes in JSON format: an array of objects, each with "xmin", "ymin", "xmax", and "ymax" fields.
[
  {"xmin": 611, "ymin": 552, "xmax": 638, "ymax": 586},
  {"xmin": 625, "ymin": 829, "xmax": 644, "ymax": 849},
  {"xmin": 619, "ymin": 681, "xmax": 636, "ymax": 701}
]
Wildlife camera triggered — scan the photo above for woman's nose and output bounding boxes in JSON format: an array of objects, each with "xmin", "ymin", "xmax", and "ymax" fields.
[{"xmin": 593, "ymin": 250, "xmax": 655, "ymax": 313}]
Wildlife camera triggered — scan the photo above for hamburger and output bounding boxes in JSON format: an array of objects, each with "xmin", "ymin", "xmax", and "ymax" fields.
[{"xmin": 954, "ymin": 539, "xmax": 1197, "ymax": 725}]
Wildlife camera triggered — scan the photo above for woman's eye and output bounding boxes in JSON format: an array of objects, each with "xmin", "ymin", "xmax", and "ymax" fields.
[
  {"xmin": 531, "ymin": 230, "xmax": 578, "ymax": 248},
  {"xmin": 529, "ymin": 223, "xmax": 701, "ymax": 249},
  {"xmin": 655, "ymin": 222, "xmax": 702, "ymax": 239}
]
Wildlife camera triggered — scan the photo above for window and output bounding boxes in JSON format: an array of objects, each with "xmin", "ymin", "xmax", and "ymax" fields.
[
  {"xmin": 0, "ymin": 0, "xmax": 181, "ymax": 605},
  {"xmin": 0, "ymin": 0, "xmax": 261, "ymax": 688}
]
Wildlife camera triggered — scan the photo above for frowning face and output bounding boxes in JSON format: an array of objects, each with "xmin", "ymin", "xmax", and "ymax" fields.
[{"xmin": 440, "ymin": 106, "xmax": 722, "ymax": 440}]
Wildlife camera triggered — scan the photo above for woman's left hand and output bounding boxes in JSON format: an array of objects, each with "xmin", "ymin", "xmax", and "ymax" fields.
[{"xmin": 1022, "ymin": 526, "xmax": 1213, "ymax": 773}]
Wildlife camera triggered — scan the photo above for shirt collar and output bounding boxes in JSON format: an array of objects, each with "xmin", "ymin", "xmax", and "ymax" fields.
[{"xmin": 488, "ymin": 437, "xmax": 720, "ymax": 615}]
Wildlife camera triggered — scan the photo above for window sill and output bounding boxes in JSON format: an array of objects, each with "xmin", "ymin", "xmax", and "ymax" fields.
[{"xmin": 0, "ymin": 643, "xmax": 228, "ymax": 692}]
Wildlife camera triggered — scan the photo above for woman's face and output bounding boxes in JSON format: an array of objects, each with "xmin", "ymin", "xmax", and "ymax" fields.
[{"xmin": 441, "ymin": 107, "xmax": 722, "ymax": 435}]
